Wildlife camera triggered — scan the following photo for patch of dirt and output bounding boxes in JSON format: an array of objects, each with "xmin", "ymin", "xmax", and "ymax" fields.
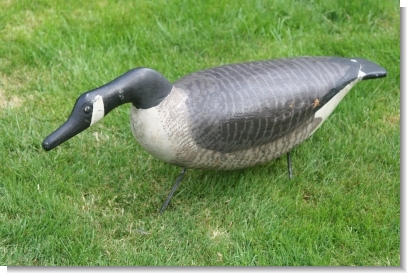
[
  {"xmin": 312, "ymin": 98, "xmax": 320, "ymax": 109},
  {"xmin": 2, "ymin": 9, "xmax": 44, "ymax": 41},
  {"xmin": 388, "ymin": 114, "xmax": 400, "ymax": 124},
  {"xmin": 0, "ymin": 89, "xmax": 23, "ymax": 109},
  {"xmin": 0, "ymin": 71, "xmax": 24, "ymax": 109},
  {"xmin": 381, "ymin": 112, "xmax": 400, "ymax": 128}
]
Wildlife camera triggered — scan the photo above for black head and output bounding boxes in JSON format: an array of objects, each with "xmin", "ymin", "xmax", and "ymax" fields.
[
  {"xmin": 42, "ymin": 68, "xmax": 173, "ymax": 151},
  {"xmin": 42, "ymin": 92, "xmax": 105, "ymax": 151}
]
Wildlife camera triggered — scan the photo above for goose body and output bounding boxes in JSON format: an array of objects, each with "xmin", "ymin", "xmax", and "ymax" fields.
[{"xmin": 42, "ymin": 56, "xmax": 386, "ymax": 171}]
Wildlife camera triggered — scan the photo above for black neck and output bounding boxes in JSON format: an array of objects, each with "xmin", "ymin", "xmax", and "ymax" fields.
[{"xmin": 88, "ymin": 67, "xmax": 173, "ymax": 114}]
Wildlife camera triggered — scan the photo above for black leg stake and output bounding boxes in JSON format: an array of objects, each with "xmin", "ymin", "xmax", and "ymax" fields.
[
  {"xmin": 287, "ymin": 152, "xmax": 293, "ymax": 179},
  {"xmin": 159, "ymin": 168, "xmax": 187, "ymax": 214}
]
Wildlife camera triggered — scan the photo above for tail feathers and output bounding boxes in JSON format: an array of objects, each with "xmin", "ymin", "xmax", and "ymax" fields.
[{"xmin": 352, "ymin": 58, "xmax": 387, "ymax": 80}]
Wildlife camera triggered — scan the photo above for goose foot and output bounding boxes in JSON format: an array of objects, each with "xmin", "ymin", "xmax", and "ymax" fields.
[
  {"xmin": 287, "ymin": 152, "xmax": 293, "ymax": 179},
  {"xmin": 159, "ymin": 168, "xmax": 187, "ymax": 214}
]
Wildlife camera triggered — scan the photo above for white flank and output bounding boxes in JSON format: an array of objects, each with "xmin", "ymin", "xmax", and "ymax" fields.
[{"xmin": 90, "ymin": 95, "xmax": 105, "ymax": 126}]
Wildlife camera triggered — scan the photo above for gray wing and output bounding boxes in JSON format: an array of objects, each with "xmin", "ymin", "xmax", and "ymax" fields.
[{"xmin": 174, "ymin": 57, "xmax": 360, "ymax": 153}]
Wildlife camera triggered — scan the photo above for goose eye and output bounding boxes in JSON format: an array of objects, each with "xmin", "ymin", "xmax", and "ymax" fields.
[{"xmin": 84, "ymin": 106, "xmax": 91, "ymax": 113}]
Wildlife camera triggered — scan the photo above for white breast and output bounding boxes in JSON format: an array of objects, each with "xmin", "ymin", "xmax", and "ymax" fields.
[
  {"xmin": 130, "ymin": 105, "xmax": 177, "ymax": 163},
  {"xmin": 130, "ymin": 87, "xmax": 190, "ymax": 164}
]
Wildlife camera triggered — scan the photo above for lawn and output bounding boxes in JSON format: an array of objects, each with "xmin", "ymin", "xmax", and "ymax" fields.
[{"xmin": 0, "ymin": 0, "xmax": 400, "ymax": 266}]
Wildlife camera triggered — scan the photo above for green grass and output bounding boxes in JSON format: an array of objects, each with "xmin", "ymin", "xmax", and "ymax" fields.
[{"xmin": 0, "ymin": 0, "xmax": 399, "ymax": 266}]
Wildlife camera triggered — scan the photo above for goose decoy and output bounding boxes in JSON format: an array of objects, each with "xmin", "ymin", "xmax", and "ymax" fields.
[{"xmin": 42, "ymin": 56, "xmax": 387, "ymax": 213}]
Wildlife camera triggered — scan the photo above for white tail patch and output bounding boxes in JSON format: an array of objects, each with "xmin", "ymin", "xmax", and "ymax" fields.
[
  {"xmin": 310, "ymin": 64, "xmax": 365, "ymax": 136},
  {"xmin": 358, "ymin": 69, "xmax": 366, "ymax": 78},
  {"xmin": 91, "ymin": 95, "xmax": 105, "ymax": 126}
]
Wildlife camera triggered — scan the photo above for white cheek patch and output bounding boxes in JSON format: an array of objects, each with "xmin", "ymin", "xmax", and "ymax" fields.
[{"xmin": 90, "ymin": 95, "xmax": 105, "ymax": 126}]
